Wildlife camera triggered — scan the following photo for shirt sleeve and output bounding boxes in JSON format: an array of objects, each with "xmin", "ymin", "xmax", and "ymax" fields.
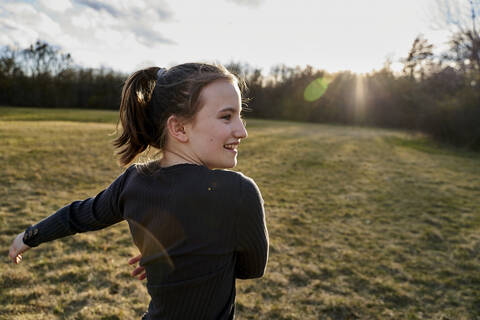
[
  {"xmin": 235, "ymin": 176, "xmax": 269, "ymax": 279},
  {"xmin": 23, "ymin": 166, "xmax": 133, "ymax": 247}
]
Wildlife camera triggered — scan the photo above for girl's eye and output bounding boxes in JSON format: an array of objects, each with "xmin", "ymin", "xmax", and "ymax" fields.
[{"xmin": 221, "ymin": 114, "xmax": 231, "ymax": 120}]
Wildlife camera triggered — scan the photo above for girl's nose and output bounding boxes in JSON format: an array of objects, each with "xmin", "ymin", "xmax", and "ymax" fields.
[{"xmin": 235, "ymin": 119, "xmax": 248, "ymax": 139}]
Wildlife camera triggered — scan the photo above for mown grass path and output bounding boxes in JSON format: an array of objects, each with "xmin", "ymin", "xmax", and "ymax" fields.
[{"xmin": 1, "ymin": 107, "xmax": 480, "ymax": 319}]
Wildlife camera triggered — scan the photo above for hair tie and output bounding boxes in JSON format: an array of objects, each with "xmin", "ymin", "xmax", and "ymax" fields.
[
  {"xmin": 148, "ymin": 68, "xmax": 167, "ymax": 114},
  {"xmin": 157, "ymin": 67, "xmax": 167, "ymax": 79}
]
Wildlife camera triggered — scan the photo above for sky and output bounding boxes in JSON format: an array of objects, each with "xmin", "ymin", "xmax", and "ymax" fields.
[{"xmin": 0, "ymin": 0, "xmax": 452, "ymax": 75}]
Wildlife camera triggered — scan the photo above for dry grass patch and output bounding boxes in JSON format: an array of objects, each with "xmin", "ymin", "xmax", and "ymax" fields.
[{"xmin": 1, "ymin": 107, "xmax": 480, "ymax": 319}]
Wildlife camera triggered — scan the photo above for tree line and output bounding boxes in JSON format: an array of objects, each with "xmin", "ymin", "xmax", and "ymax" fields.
[
  {"xmin": 0, "ymin": 41, "xmax": 123, "ymax": 110},
  {"xmin": 239, "ymin": 30, "xmax": 479, "ymax": 149},
  {"xmin": 0, "ymin": 1, "xmax": 479, "ymax": 150}
]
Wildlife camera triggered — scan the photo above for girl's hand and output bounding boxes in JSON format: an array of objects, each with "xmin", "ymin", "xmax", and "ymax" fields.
[
  {"xmin": 8, "ymin": 232, "xmax": 31, "ymax": 264},
  {"xmin": 128, "ymin": 254, "xmax": 146, "ymax": 280}
]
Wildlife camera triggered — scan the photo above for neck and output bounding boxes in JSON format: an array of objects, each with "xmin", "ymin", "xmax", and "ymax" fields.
[{"xmin": 160, "ymin": 148, "xmax": 205, "ymax": 168}]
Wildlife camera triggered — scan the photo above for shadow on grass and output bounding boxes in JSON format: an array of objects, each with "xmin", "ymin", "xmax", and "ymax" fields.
[
  {"xmin": 384, "ymin": 136, "xmax": 480, "ymax": 159},
  {"xmin": 319, "ymin": 305, "xmax": 359, "ymax": 320},
  {"xmin": 61, "ymin": 297, "xmax": 89, "ymax": 316}
]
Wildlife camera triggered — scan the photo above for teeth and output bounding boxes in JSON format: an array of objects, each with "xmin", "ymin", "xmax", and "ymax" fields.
[{"xmin": 224, "ymin": 144, "xmax": 236, "ymax": 149}]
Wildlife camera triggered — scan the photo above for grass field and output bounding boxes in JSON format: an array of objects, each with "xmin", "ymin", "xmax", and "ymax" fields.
[{"xmin": 1, "ymin": 106, "xmax": 480, "ymax": 319}]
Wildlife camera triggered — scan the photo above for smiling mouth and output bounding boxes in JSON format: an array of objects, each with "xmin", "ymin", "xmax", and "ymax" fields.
[{"xmin": 224, "ymin": 143, "xmax": 238, "ymax": 151}]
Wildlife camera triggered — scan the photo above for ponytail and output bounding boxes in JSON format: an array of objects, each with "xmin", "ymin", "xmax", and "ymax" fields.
[{"xmin": 114, "ymin": 67, "xmax": 160, "ymax": 167}]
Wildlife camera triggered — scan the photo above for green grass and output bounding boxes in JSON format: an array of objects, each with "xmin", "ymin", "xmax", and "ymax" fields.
[
  {"xmin": 1, "ymin": 106, "xmax": 480, "ymax": 319},
  {"xmin": 0, "ymin": 106, "xmax": 118, "ymax": 123}
]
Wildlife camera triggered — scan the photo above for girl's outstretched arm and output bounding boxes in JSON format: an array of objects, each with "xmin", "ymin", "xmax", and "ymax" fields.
[
  {"xmin": 8, "ymin": 231, "xmax": 31, "ymax": 264},
  {"xmin": 7, "ymin": 166, "xmax": 134, "ymax": 262}
]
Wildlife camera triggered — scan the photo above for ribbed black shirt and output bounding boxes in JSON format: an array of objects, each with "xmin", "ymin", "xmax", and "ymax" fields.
[{"xmin": 23, "ymin": 163, "xmax": 269, "ymax": 319}]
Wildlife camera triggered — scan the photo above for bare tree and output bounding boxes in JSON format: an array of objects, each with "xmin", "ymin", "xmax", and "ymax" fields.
[
  {"xmin": 432, "ymin": 0, "xmax": 480, "ymax": 33},
  {"xmin": 0, "ymin": 46, "xmax": 22, "ymax": 77},
  {"xmin": 444, "ymin": 30, "xmax": 480, "ymax": 73},
  {"xmin": 431, "ymin": 0, "xmax": 480, "ymax": 73},
  {"xmin": 21, "ymin": 40, "xmax": 73, "ymax": 77},
  {"xmin": 402, "ymin": 35, "xmax": 435, "ymax": 79}
]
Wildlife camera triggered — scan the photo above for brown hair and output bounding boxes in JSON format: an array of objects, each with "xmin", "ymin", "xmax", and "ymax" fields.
[{"xmin": 113, "ymin": 63, "xmax": 238, "ymax": 167}]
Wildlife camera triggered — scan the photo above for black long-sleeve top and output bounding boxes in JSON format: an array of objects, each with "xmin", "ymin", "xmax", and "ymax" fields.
[{"xmin": 23, "ymin": 163, "xmax": 269, "ymax": 320}]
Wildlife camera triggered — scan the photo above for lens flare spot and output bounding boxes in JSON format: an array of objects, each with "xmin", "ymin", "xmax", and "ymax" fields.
[
  {"xmin": 127, "ymin": 218, "xmax": 176, "ymax": 270},
  {"xmin": 304, "ymin": 78, "xmax": 330, "ymax": 102}
]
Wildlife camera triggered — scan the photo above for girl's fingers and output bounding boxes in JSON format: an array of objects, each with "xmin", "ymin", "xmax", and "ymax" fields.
[
  {"xmin": 128, "ymin": 254, "xmax": 145, "ymax": 280},
  {"xmin": 128, "ymin": 254, "xmax": 142, "ymax": 265},
  {"xmin": 131, "ymin": 266, "xmax": 145, "ymax": 277},
  {"xmin": 9, "ymin": 249, "xmax": 21, "ymax": 264},
  {"xmin": 14, "ymin": 254, "xmax": 21, "ymax": 264}
]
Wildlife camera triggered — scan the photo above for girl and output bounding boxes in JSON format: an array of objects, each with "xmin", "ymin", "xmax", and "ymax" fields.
[{"xmin": 8, "ymin": 63, "xmax": 269, "ymax": 320}]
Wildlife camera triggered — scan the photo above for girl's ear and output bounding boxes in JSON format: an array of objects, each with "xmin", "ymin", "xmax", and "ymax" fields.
[{"xmin": 166, "ymin": 115, "xmax": 188, "ymax": 143}]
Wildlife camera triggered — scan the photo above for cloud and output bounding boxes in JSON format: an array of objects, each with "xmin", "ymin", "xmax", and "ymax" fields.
[
  {"xmin": 226, "ymin": 0, "xmax": 264, "ymax": 7},
  {"xmin": 38, "ymin": 0, "xmax": 73, "ymax": 12},
  {"xmin": 72, "ymin": 0, "xmax": 173, "ymax": 20},
  {"xmin": 70, "ymin": 0, "xmax": 175, "ymax": 46},
  {"xmin": 0, "ymin": 2, "xmax": 63, "ymax": 47},
  {"xmin": 74, "ymin": 0, "xmax": 120, "ymax": 17},
  {"xmin": 0, "ymin": 0, "xmax": 175, "ymax": 57},
  {"xmin": 133, "ymin": 27, "xmax": 176, "ymax": 46}
]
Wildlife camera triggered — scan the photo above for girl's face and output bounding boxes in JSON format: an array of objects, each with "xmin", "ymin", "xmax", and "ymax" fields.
[{"xmin": 184, "ymin": 80, "xmax": 247, "ymax": 169}]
